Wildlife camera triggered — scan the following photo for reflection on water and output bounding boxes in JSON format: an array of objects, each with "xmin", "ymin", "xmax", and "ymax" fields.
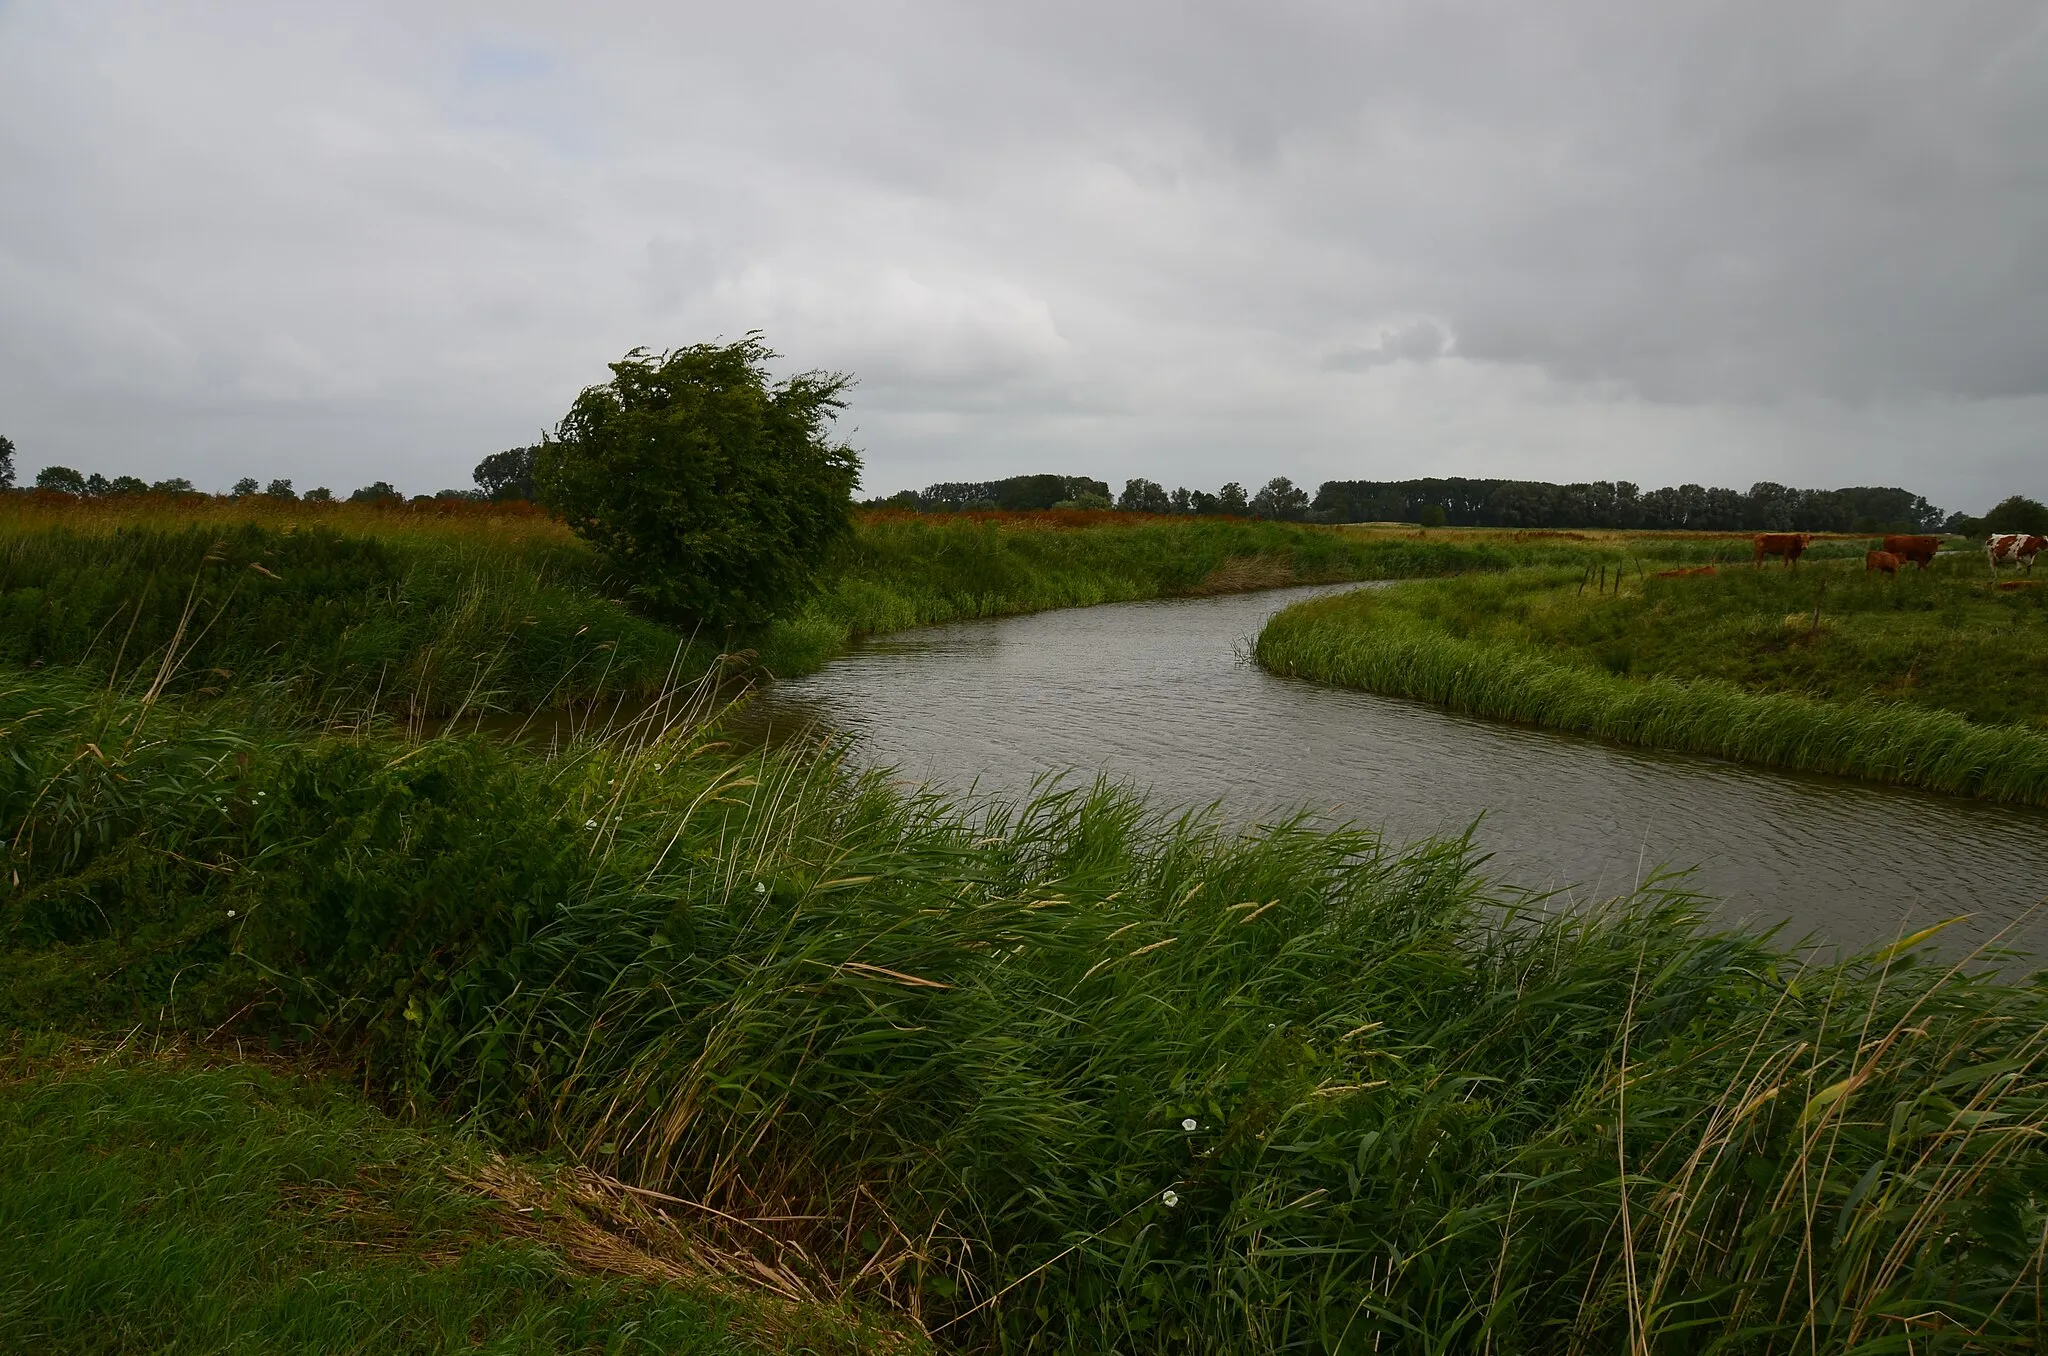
[{"xmin": 744, "ymin": 583, "xmax": 2048, "ymax": 963}]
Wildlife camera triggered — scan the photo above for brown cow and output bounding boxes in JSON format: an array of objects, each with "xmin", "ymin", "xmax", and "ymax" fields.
[
  {"xmin": 1753, "ymin": 533, "xmax": 1811, "ymax": 568},
  {"xmin": 1882, "ymin": 534, "xmax": 1940, "ymax": 569},
  {"xmin": 1865, "ymin": 549, "xmax": 1901, "ymax": 577}
]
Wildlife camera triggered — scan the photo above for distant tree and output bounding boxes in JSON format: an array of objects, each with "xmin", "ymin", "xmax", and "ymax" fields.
[
  {"xmin": 303, "ymin": 486, "xmax": 335, "ymax": 503},
  {"xmin": 1982, "ymin": 495, "xmax": 2048, "ymax": 535},
  {"xmin": 1170, "ymin": 486, "xmax": 1193, "ymax": 514},
  {"xmin": 1189, "ymin": 489, "xmax": 1221, "ymax": 515},
  {"xmin": 537, "ymin": 337, "xmax": 862, "ymax": 631},
  {"xmin": 265, "ymin": 479, "xmax": 297, "ymax": 499},
  {"xmin": 36, "ymin": 466, "xmax": 87, "ymax": 494},
  {"xmin": 1050, "ymin": 491, "xmax": 1113, "ymax": 510},
  {"xmin": 348, "ymin": 481, "xmax": 401, "ymax": 504},
  {"xmin": 473, "ymin": 445, "xmax": 539, "ymax": 501},
  {"xmin": 0, "ymin": 434, "xmax": 14, "ymax": 490},
  {"xmin": 84, "ymin": 473, "xmax": 111, "ymax": 496},
  {"xmin": 152, "ymin": 477, "xmax": 197, "ymax": 495},
  {"xmin": 1217, "ymin": 482, "xmax": 1248, "ymax": 514},
  {"xmin": 1250, "ymin": 476, "xmax": 1310, "ymax": 521},
  {"xmin": 435, "ymin": 488, "xmax": 482, "ymax": 501},
  {"xmin": 231, "ymin": 476, "xmax": 260, "ymax": 498},
  {"xmin": 1118, "ymin": 478, "xmax": 1173, "ymax": 513},
  {"xmin": 106, "ymin": 475, "xmax": 147, "ymax": 496},
  {"xmin": 1418, "ymin": 504, "xmax": 1448, "ymax": 528}
]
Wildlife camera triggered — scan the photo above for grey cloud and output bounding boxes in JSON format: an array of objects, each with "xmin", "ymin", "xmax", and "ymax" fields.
[
  {"xmin": 0, "ymin": 0, "xmax": 2043, "ymax": 508},
  {"xmin": 1323, "ymin": 320, "xmax": 1453, "ymax": 371}
]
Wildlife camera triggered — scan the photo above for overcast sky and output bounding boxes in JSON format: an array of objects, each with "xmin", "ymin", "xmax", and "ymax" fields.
[{"xmin": 2, "ymin": 1, "xmax": 2044, "ymax": 511}]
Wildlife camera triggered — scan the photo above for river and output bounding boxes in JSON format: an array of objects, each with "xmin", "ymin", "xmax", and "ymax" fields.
[{"xmin": 744, "ymin": 583, "xmax": 2048, "ymax": 963}]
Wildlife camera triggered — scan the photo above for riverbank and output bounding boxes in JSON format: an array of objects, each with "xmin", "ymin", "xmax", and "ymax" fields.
[
  {"xmin": 6, "ymin": 665, "xmax": 2048, "ymax": 1350},
  {"xmin": 1258, "ymin": 555, "xmax": 2048, "ymax": 805},
  {"xmin": 0, "ymin": 498, "xmax": 1599, "ymax": 719}
]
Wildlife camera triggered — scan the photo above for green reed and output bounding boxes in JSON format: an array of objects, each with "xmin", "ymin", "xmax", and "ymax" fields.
[{"xmin": 7, "ymin": 669, "xmax": 2044, "ymax": 1352}]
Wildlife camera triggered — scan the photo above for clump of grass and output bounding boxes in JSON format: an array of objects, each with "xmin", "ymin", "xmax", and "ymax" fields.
[
  {"xmin": 1259, "ymin": 570, "xmax": 2048, "ymax": 803},
  {"xmin": 7, "ymin": 668, "xmax": 2045, "ymax": 1351}
]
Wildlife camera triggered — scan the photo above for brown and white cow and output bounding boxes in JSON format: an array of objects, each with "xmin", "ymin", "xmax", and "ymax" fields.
[
  {"xmin": 1987, "ymin": 534, "xmax": 2047, "ymax": 575},
  {"xmin": 1753, "ymin": 533, "xmax": 1811, "ymax": 568},
  {"xmin": 1865, "ymin": 550, "xmax": 1901, "ymax": 577},
  {"xmin": 1881, "ymin": 534, "xmax": 1941, "ymax": 569}
]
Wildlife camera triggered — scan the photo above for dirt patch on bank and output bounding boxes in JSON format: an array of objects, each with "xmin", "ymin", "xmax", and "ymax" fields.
[{"xmin": 1187, "ymin": 553, "xmax": 1310, "ymax": 594}]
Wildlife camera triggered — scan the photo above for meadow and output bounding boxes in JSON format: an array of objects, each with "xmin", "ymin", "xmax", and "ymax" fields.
[
  {"xmin": 6, "ymin": 500, "xmax": 2048, "ymax": 1351},
  {"xmin": 1259, "ymin": 540, "xmax": 2048, "ymax": 804}
]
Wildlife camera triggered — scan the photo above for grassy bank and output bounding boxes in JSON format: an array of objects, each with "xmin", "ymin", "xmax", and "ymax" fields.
[
  {"xmin": 7, "ymin": 668, "xmax": 2047, "ymax": 1351},
  {"xmin": 0, "ymin": 498, "xmax": 1603, "ymax": 717},
  {"xmin": 0, "ymin": 1044, "xmax": 886, "ymax": 1354},
  {"xmin": 756, "ymin": 513, "xmax": 1612, "ymax": 673},
  {"xmin": 1258, "ymin": 557, "xmax": 2048, "ymax": 803}
]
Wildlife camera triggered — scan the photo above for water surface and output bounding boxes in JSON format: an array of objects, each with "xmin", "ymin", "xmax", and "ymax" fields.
[{"xmin": 748, "ymin": 584, "xmax": 2048, "ymax": 961}]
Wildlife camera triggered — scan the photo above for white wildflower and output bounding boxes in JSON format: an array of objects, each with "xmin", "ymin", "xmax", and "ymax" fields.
[
  {"xmin": 1161, "ymin": 1190, "xmax": 1180, "ymax": 1208},
  {"xmin": 1181, "ymin": 1118, "xmax": 1198, "ymax": 1132},
  {"xmin": 754, "ymin": 882, "xmax": 767, "ymax": 895},
  {"xmin": 226, "ymin": 909, "xmax": 237, "ymax": 919},
  {"xmin": 585, "ymin": 819, "xmax": 598, "ymax": 829}
]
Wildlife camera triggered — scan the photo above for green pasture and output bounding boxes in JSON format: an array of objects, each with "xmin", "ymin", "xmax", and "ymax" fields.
[{"xmin": 1258, "ymin": 545, "xmax": 2048, "ymax": 803}]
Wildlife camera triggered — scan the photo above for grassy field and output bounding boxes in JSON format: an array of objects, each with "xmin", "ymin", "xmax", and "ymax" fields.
[
  {"xmin": 7, "ymin": 501, "xmax": 2048, "ymax": 1350},
  {"xmin": 6, "ymin": 662, "xmax": 2048, "ymax": 1351},
  {"xmin": 1259, "ymin": 539, "xmax": 2048, "ymax": 803}
]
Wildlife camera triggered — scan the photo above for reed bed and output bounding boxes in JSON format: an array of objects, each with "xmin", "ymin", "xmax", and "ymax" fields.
[
  {"xmin": 0, "ymin": 519, "xmax": 699, "ymax": 724},
  {"xmin": 7, "ymin": 669, "xmax": 2045, "ymax": 1352},
  {"xmin": 1259, "ymin": 573, "xmax": 2048, "ymax": 805}
]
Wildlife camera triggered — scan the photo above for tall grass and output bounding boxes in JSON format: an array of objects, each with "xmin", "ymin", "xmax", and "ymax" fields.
[
  {"xmin": 1259, "ymin": 576, "xmax": 2048, "ymax": 805},
  {"xmin": 0, "ymin": 520, "xmax": 700, "ymax": 723},
  {"xmin": 7, "ymin": 669, "xmax": 2045, "ymax": 1351}
]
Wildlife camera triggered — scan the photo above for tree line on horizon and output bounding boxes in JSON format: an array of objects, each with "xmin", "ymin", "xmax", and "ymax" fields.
[
  {"xmin": 4, "ymin": 433, "xmax": 2044, "ymax": 536},
  {"xmin": 872, "ymin": 470, "xmax": 2048, "ymax": 536}
]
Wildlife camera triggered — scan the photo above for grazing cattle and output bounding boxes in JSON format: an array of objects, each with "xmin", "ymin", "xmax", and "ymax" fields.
[
  {"xmin": 1987, "ymin": 533, "xmax": 2047, "ymax": 575},
  {"xmin": 1882, "ymin": 534, "xmax": 1941, "ymax": 569},
  {"xmin": 1654, "ymin": 565, "xmax": 1717, "ymax": 578},
  {"xmin": 1753, "ymin": 533, "xmax": 1811, "ymax": 568},
  {"xmin": 1865, "ymin": 550, "xmax": 1901, "ymax": 577}
]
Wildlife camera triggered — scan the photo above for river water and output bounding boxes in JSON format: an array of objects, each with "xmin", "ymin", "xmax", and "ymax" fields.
[{"xmin": 745, "ymin": 583, "xmax": 2048, "ymax": 963}]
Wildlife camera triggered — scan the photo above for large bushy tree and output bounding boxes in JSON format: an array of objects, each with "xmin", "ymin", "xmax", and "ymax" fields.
[
  {"xmin": 35, "ymin": 465, "xmax": 86, "ymax": 494},
  {"xmin": 538, "ymin": 337, "xmax": 861, "ymax": 630},
  {"xmin": 473, "ymin": 445, "xmax": 539, "ymax": 501},
  {"xmin": 1983, "ymin": 495, "xmax": 2048, "ymax": 535},
  {"xmin": 0, "ymin": 434, "xmax": 15, "ymax": 490}
]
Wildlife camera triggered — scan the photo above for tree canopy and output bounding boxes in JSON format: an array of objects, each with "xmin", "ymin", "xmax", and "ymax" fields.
[
  {"xmin": 473, "ymin": 446, "xmax": 539, "ymax": 501},
  {"xmin": 537, "ymin": 337, "xmax": 862, "ymax": 631}
]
